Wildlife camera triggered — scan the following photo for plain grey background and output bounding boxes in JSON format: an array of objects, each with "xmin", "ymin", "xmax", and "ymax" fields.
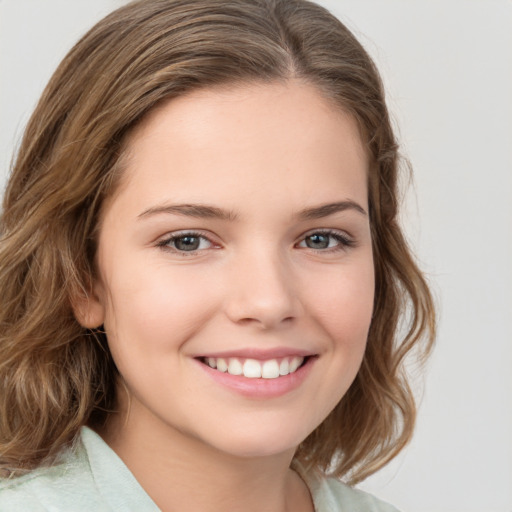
[{"xmin": 1, "ymin": 1, "xmax": 511, "ymax": 511}]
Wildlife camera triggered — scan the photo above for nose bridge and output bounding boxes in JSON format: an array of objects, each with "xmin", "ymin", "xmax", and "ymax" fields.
[{"xmin": 225, "ymin": 242, "xmax": 300, "ymax": 327}]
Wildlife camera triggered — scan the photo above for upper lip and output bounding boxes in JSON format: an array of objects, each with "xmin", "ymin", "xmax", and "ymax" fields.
[{"xmin": 194, "ymin": 347, "xmax": 317, "ymax": 360}]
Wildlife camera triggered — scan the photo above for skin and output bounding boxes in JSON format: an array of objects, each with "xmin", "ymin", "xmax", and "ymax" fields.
[{"xmin": 77, "ymin": 80, "xmax": 374, "ymax": 512}]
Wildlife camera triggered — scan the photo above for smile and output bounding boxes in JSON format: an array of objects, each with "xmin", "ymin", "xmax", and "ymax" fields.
[
  {"xmin": 201, "ymin": 356, "xmax": 306, "ymax": 379},
  {"xmin": 195, "ymin": 352, "xmax": 316, "ymax": 398}
]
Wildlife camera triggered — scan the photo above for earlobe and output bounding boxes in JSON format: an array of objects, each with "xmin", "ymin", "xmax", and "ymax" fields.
[{"xmin": 71, "ymin": 281, "xmax": 106, "ymax": 329}]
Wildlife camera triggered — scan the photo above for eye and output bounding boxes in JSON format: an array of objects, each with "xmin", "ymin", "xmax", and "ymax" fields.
[
  {"xmin": 157, "ymin": 232, "xmax": 215, "ymax": 253},
  {"xmin": 297, "ymin": 230, "xmax": 354, "ymax": 251}
]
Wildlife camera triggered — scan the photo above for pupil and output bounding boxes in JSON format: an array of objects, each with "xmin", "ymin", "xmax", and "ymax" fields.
[
  {"xmin": 175, "ymin": 236, "xmax": 200, "ymax": 251},
  {"xmin": 306, "ymin": 234, "xmax": 329, "ymax": 249}
]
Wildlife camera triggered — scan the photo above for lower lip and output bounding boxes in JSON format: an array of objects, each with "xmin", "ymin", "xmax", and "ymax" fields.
[{"xmin": 195, "ymin": 357, "xmax": 316, "ymax": 399}]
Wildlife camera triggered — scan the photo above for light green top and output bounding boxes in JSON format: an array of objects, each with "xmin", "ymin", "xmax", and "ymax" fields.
[{"xmin": 0, "ymin": 427, "xmax": 399, "ymax": 511}]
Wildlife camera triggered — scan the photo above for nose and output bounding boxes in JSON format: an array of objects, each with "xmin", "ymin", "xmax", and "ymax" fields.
[{"xmin": 224, "ymin": 247, "xmax": 302, "ymax": 329}]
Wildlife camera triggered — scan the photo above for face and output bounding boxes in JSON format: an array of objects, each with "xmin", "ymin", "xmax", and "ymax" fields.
[{"xmin": 81, "ymin": 81, "xmax": 374, "ymax": 460}]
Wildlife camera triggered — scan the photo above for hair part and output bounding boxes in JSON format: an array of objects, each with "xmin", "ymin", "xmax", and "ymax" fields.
[{"xmin": 0, "ymin": 0, "xmax": 435, "ymax": 483}]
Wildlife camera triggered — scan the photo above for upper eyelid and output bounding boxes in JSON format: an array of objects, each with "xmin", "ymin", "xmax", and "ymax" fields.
[
  {"xmin": 156, "ymin": 230, "xmax": 218, "ymax": 249},
  {"xmin": 298, "ymin": 227, "xmax": 354, "ymax": 240},
  {"xmin": 157, "ymin": 229, "xmax": 215, "ymax": 241},
  {"xmin": 295, "ymin": 229, "xmax": 356, "ymax": 250}
]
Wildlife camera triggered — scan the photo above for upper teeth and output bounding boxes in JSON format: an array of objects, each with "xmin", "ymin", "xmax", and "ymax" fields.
[{"xmin": 205, "ymin": 356, "xmax": 304, "ymax": 379}]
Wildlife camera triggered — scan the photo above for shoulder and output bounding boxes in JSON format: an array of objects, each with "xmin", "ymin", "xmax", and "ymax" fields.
[
  {"xmin": 300, "ymin": 468, "xmax": 400, "ymax": 512},
  {"xmin": 0, "ymin": 427, "xmax": 158, "ymax": 511},
  {"xmin": 317, "ymin": 477, "xmax": 400, "ymax": 512},
  {"xmin": 0, "ymin": 439, "xmax": 102, "ymax": 511}
]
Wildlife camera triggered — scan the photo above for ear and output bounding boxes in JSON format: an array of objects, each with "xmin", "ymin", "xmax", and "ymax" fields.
[{"xmin": 71, "ymin": 279, "xmax": 106, "ymax": 329}]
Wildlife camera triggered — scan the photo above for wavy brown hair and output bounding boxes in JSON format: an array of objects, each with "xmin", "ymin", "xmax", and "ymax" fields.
[{"xmin": 0, "ymin": 0, "xmax": 435, "ymax": 483}]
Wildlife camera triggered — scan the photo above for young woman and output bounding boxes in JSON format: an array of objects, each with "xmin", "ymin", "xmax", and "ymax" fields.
[{"xmin": 0, "ymin": 1, "xmax": 435, "ymax": 510}]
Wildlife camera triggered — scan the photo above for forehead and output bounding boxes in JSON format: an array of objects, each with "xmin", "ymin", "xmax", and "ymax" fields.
[{"xmin": 110, "ymin": 80, "xmax": 368, "ymax": 216}]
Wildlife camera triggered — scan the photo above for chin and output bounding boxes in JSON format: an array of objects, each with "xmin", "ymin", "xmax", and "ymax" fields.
[{"xmin": 196, "ymin": 422, "xmax": 311, "ymax": 461}]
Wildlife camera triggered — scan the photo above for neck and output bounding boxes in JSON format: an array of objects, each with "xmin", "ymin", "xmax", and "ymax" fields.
[{"xmin": 99, "ymin": 406, "xmax": 313, "ymax": 512}]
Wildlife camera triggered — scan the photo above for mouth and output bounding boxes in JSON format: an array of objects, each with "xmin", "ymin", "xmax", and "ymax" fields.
[
  {"xmin": 194, "ymin": 351, "xmax": 317, "ymax": 398},
  {"xmin": 197, "ymin": 355, "xmax": 312, "ymax": 380}
]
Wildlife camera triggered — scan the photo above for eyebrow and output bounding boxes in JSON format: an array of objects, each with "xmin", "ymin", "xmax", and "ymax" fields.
[
  {"xmin": 138, "ymin": 203, "xmax": 238, "ymax": 221},
  {"xmin": 138, "ymin": 200, "xmax": 367, "ymax": 222},
  {"xmin": 297, "ymin": 201, "xmax": 367, "ymax": 220}
]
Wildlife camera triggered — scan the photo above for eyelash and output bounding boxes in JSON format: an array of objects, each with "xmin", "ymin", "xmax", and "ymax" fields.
[
  {"xmin": 296, "ymin": 229, "xmax": 355, "ymax": 253},
  {"xmin": 156, "ymin": 231, "xmax": 215, "ymax": 255},
  {"xmin": 156, "ymin": 229, "xmax": 355, "ymax": 255}
]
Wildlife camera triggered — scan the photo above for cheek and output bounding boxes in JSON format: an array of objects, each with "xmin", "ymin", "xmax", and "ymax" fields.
[
  {"xmin": 299, "ymin": 260, "xmax": 374, "ymax": 429},
  {"xmin": 100, "ymin": 261, "xmax": 221, "ymax": 356},
  {"xmin": 307, "ymin": 260, "xmax": 375, "ymax": 347}
]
